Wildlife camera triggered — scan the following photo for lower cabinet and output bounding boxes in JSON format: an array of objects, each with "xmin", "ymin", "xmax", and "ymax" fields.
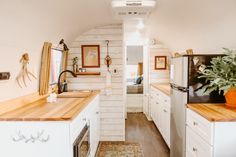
[
  {"xmin": 89, "ymin": 96, "xmax": 100, "ymax": 157},
  {"xmin": 150, "ymin": 86, "xmax": 170, "ymax": 147},
  {"xmin": 186, "ymin": 108, "xmax": 236, "ymax": 157},
  {"xmin": 0, "ymin": 95, "xmax": 100, "ymax": 157}
]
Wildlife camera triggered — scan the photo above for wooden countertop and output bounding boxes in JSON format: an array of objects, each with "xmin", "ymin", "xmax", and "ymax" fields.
[
  {"xmin": 187, "ymin": 104, "xmax": 236, "ymax": 122},
  {"xmin": 151, "ymin": 83, "xmax": 171, "ymax": 96},
  {"xmin": 0, "ymin": 91, "xmax": 100, "ymax": 121}
]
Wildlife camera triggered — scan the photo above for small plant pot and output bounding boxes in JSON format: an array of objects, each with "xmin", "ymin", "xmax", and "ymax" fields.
[
  {"xmin": 225, "ymin": 88, "xmax": 236, "ymax": 108},
  {"xmin": 73, "ymin": 64, "xmax": 78, "ymax": 73}
]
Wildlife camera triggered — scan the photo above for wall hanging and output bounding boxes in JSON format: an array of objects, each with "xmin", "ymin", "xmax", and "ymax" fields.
[
  {"xmin": 154, "ymin": 56, "xmax": 167, "ymax": 70},
  {"xmin": 16, "ymin": 53, "xmax": 36, "ymax": 88},
  {"xmin": 104, "ymin": 40, "xmax": 112, "ymax": 95},
  {"xmin": 104, "ymin": 40, "xmax": 112, "ymax": 71},
  {"xmin": 81, "ymin": 45, "xmax": 100, "ymax": 68}
]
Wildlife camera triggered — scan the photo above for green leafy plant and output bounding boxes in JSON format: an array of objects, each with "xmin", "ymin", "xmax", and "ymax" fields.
[
  {"xmin": 199, "ymin": 48, "xmax": 236, "ymax": 95},
  {"xmin": 72, "ymin": 57, "xmax": 78, "ymax": 65}
]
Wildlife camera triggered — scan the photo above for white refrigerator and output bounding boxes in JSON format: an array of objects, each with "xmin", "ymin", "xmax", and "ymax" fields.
[{"xmin": 170, "ymin": 55, "xmax": 225, "ymax": 157}]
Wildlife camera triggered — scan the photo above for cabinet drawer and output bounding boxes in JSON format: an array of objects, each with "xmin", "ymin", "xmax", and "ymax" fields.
[
  {"xmin": 186, "ymin": 126, "xmax": 213, "ymax": 157},
  {"xmin": 70, "ymin": 109, "xmax": 87, "ymax": 143},
  {"xmin": 187, "ymin": 109, "xmax": 214, "ymax": 145}
]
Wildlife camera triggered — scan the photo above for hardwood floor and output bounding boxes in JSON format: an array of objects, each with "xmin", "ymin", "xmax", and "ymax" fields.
[{"xmin": 125, "ymin": 113, "xmax": 170, "ymax": 157}]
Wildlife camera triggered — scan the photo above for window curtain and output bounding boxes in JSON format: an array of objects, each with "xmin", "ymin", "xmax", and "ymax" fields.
[
  {"xmin": 39, "ymin": 42, "xmax": 52, "ymax": 95},
  {"xmin": 137, "ymin": 62, "xmax": 143, "ymax": 76}
]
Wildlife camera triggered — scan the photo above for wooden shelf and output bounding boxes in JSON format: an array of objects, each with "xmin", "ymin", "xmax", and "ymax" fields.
[{"xmin": 75, "ymin": 72, "xmax": 101, "ymax": 76}]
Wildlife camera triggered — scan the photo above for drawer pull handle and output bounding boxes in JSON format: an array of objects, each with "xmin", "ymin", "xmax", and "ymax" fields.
[
  {"xmin": 193, "ymin": 121, "xmax": 198, "ymax": 126},
  {"xmin": 83, "ymin": 118, "xmax": 87, "ymax": 121},
  {"xmin": 193, "ymin": 147, "xmax": 197, "ymax": 152},
  {"xmin": 96, "ymin": 111, "xmax": 99, "ymax": 114},
  {"xmin": 156, "ymin": 102, "xmax": 159, "ymax": 104},
  {"xmin": 163, "ymin": 109, "xmax": 167, "ymax": 113}
]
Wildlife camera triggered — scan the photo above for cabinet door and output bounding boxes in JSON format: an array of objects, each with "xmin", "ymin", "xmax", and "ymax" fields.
[
  {"xmin": 89, "ymin": 96, "xmax": 100, "ymax": 157},
  {"xmin": 163, "ymin": 105, "xmax": 170, "ymax": 147},
  {"xmin": 159, "ymin": 94, "xmax": 171, "ymax": 148},
  {"xmin": 150, "ymin": 92, "xmax": 156, "ymax": 121},
  {"xmin": 153, "ymin": 100, "xmax": 159, "ymax": 126},
  {"xmin": 186, "ymin": 126, "xmax": 213, "ymax": 157},
  {"xmin": 156, "ymin": 100, "xmax": 162, "ymax": 130}
]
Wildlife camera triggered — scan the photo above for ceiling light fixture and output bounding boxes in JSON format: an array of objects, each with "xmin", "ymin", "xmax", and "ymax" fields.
[{"xmin": 137, "ymin": 21, "xmax": 144, "ymax": 29}]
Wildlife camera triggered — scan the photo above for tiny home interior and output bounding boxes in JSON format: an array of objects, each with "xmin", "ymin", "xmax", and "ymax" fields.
[{"xmin": 0, "ymin": 0, "xmax": 236, "ymax": 157}]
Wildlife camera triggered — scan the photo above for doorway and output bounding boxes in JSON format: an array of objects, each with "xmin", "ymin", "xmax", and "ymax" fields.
[{"xmin": 126, "ymin": 45, "xmax": 144, "ymax": 113}]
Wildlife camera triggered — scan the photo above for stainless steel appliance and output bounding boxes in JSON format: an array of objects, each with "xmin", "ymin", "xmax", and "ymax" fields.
[
  {"xmin": 73, "ymin": 125, "xmax": 90, "ymax": 157},
  {"xmin": 170, "ymin": 55, "xmax": 225, "ymax": 157}
]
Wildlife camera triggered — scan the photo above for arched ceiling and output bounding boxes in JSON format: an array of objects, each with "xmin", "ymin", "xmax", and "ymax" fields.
[
  {"xmin": 1, "ymin": 0, "xmax": 236, "ymax": 52},
  {"xmin": 0, "ymin": 0, "xmax": 119, "ymax": 49},
  {"xmin": 146, "ymin": 0, "xmax": 236, "ymax": 52}
]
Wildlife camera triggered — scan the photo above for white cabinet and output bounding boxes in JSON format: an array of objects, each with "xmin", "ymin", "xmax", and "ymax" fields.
[
  {"xmin": 89, "ymin": 96, "xmax": 100, "ymax": 157},
  {"xmin": 0, "ymin": 95, "xmax": 100, "ymax": 157},
  {"xmin": 150, "ymin": 86, "xmax": 170, "ymax": 147},
  {"xmin": 186, "ymin": 108, "xmax": 236, "ymax": 157}
]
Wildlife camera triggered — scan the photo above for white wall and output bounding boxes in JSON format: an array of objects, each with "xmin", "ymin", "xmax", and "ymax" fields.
[
  {"xmin": 127, "ymin": 46, "xmax": 143, "ymax": 65},
  {"xmin": 67, "ymin": 24, "xmax": 125, "ymax": 141},
  {"xmin": 0, "ymin": 0, "xmax": 119, "ymax": 101},
  {"xmin": 147, "ymin": 0, "xmax": 236, "ymax": 53},
  {"xmin": 149, "ymin": 45, "xmax": 171, "ymax": 83},
  {"xmin": 0, "ymin": 46, "xmax": 40, "ymax": 101}
]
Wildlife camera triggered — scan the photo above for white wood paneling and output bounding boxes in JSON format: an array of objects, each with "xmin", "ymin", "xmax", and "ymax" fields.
[
  {"xmin": 68, "ymin": 24, "xmax": 125, "ymax": 141},
  {"xmin": 149, "ymin": 45, "xmax": 171, "ymax": 83}
]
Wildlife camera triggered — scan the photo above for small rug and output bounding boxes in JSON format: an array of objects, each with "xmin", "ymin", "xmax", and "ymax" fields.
[{"xmin": 96, "ymin": 141, "xmax": 144, "ymax": 157}]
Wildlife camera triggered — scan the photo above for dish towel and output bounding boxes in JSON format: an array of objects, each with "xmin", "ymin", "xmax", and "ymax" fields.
[{"xmin": 105, "ymin": 71, "xmax": 112, "ymax": 95}]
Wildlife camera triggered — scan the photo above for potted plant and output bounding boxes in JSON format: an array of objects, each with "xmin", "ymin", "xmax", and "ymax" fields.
[
  {"xmin": 72, "ymin": 57, "xmax": 78, "ymax": 73},
  {"xmin": 199, "ymin": 48, "xmax": 236, "ymax": 108}
]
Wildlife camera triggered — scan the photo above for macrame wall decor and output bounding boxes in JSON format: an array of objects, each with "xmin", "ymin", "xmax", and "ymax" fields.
[
  {"xmin": 16, "ymin": 53, "xmax": 37, "ymax": 88},
  {"xmin": 104, "ymin": 40, "xmax": 112, "ymax": 71},
  {"xmin": 104, "ymin": 40, "xmax": 112, "ymax": 95}
]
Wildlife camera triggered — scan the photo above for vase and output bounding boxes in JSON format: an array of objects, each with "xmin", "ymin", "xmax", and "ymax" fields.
[
  {"xmin": 225, "ymin": 88, "xmax": 236, "ymax": 108},
  {"xmin": 73, "ymin": 64, "xmax": 78, "ymax": 73}
]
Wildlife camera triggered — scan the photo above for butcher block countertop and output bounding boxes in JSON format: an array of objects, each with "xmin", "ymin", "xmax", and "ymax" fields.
[
  {"xmin": 187, "ymin": 104, "xmax": 236, "ymax": 122},
  {"xmin": 0, "ymin": 91, "xmax": 100, "ymax": 121},
  {"xmin": 151, "ymin": 83, "xmax": 171, "ymax": 96}
]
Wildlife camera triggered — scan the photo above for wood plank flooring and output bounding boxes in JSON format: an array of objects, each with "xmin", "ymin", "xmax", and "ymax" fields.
[{"xmin": 125, "ymin": 113, "xmax": 170, "ymax": 157}]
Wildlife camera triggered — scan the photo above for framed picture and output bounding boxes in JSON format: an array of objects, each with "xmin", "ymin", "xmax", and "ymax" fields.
[
  {"xmin": 155, "ymin": 56, "xmax": 167, "ymax": 70},
  {"xmin": 81, "ymin": 45, "xmax": 100, "ymax": 68}
]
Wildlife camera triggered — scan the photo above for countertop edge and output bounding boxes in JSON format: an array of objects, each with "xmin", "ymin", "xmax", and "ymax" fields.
[
  {"xmin": 0, "ymin": 91, "xmax": 101, "ymax": 122},
  {"xmin": 187, "ymin": 103, "xmax": 236, "ymax": 122},
  {"xmin": 150, "ymin": 83, "xmax": 171, "ymax": 96}
]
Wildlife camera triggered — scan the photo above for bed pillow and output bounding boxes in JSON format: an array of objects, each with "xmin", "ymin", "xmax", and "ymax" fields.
[{"xmin": 136, "ymin": 77, "xmax": 143, "ymax": 84}]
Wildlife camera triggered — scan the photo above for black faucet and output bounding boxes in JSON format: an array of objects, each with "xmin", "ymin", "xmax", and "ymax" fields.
[{"xmin": 57, "ymin": 70, "xmax": 77, "ymax": 94}]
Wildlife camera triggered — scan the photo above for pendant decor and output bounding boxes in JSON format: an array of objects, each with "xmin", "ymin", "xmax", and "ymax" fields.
[
  {"xmin": 104, "ymin": 40, "xmax": 112, "ymax": 95},
  {"xmin": 16, "ymin": 53, "xmax": 37, "ymax": 88},
  {"xmin": 104, "ymin": 40, "xmax": 112, "ymax": 71}
]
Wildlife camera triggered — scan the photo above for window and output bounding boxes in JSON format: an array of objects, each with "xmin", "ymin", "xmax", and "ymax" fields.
[{"xmin": 49, "ymin": 49, "xmax": 63, "ymax": 85}]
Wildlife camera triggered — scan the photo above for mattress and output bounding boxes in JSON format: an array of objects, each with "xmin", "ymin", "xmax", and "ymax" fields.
[{"xmin": 127, "ymin": 84, "xmax": 143, "ymax": 94}]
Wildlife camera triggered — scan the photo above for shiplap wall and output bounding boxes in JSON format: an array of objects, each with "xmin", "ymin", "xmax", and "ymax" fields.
[
  {"xmin": 149, "ymin": 45, "xmax": 171, "ymax": 83},
  {"xmin": 67, "ymin": 24, "xmax": 125, "ymax": 141}
]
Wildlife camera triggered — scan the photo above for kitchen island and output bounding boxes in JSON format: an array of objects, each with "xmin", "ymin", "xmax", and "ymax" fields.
[{"xmin": 0, "ymin": 91, "xmax": 100, "ymax": 157}]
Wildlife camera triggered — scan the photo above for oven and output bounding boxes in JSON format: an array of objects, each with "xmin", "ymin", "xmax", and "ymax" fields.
[{"xmin": 73, "ymin": 124, "xmax": 90, "ymax": 157}]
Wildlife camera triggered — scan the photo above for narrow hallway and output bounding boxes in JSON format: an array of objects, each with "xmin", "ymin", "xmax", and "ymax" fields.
[{"xmin": 125, "ymin": 113, "xmax": 170, "ymax": 157}]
